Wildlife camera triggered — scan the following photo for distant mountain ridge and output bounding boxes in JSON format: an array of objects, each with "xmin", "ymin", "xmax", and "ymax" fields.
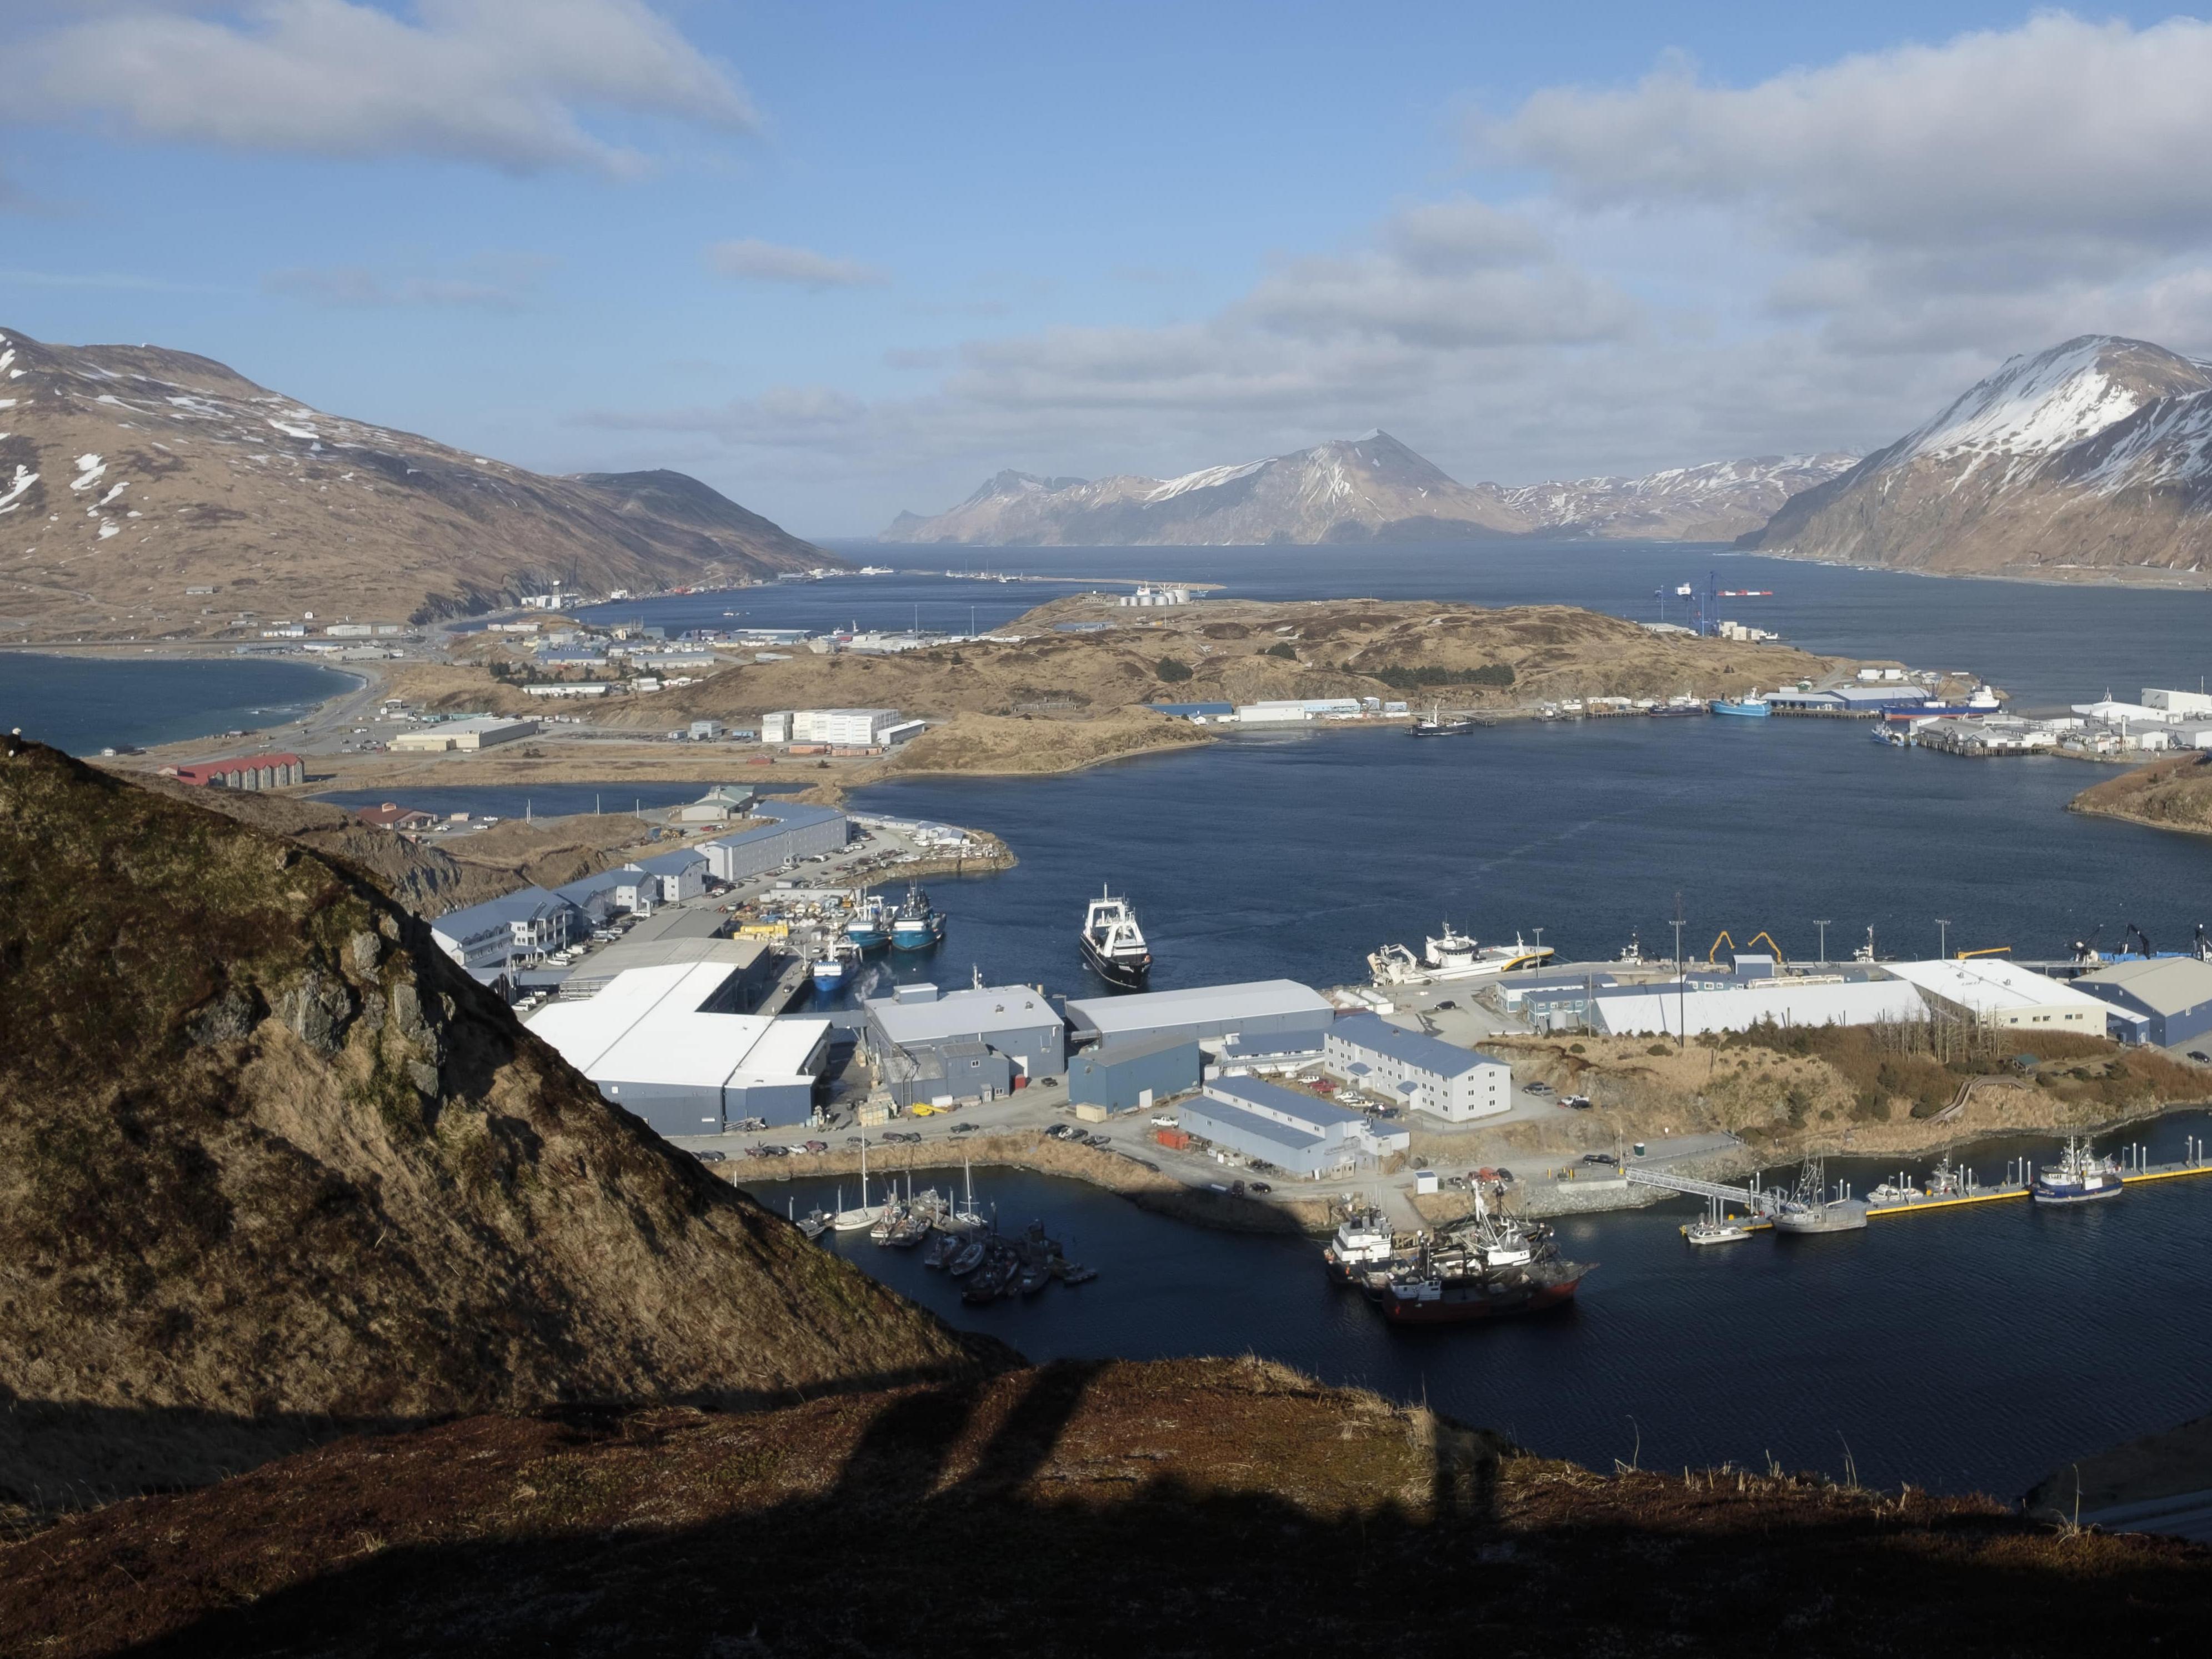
[
  {"xmin": 881, "ymin": 435, "xmax": 1855, "ymax": 546},
  {"xmin": 1744, "ymin": 335, "xmax": 2212, "ymax": 575},
  {"xmin": 0, "ymin": 327, "xmax": 832, "ymax": 641}
]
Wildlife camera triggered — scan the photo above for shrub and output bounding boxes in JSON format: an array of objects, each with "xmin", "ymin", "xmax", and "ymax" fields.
[
  {"xmin": 1264, "ymin": 642, "xmax": 1298, "ymax": 660},
  {"xmin": 1155, "ymin": 657, "xmax": 1193, "ymax": 683},
  {"xmin": 1372, "ymin": 663, "xmax": 1514, "ymax": 690},
  {"xmin": 1647, "ymin": 1043, "xmax": 1671, "ymax": 1056},
  {"xmin": 1569, "ymin": 1042, "xmax": 1585, "ymax": 1054}
]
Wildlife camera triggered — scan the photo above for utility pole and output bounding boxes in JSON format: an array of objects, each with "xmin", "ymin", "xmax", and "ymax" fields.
[
  {"xmin": 1672, "ymin": 891, "xmax": 1687, "ymax": 1051},
  {"xmin": 1938, "ymin": 918, "xmax": 1953, "ymax": 960},
  {"xmin": 1815, "ymin": 919, "xmax": 1831, "ymax": 967}
]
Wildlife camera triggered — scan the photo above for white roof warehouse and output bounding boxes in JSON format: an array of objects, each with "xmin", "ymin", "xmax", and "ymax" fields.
[{"xmin": 525, "ymin": 961, "xmax": 830, "ymax": 1134}]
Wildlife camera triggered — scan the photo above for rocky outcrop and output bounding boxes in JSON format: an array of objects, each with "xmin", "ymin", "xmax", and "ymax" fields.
[
  {"xmin": 0, "ymin": 737, "xmax": 984, "ymax": 1512},
  {"xmin": 1745, "ymin": 335, "xmax": 2212, "ymax": 576}
]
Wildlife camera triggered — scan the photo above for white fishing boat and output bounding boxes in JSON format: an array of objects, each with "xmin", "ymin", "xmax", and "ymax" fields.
[
  {"xmin": 1684, "ymin": 1197, "xmax": 1751, "ymax": 1245},
  {"xmin": 1367, "ymin": 924, "xmax": 1553, "ymax": 987},
  {"xmin": 830, "ymin": 1141, "xmax": 880, "ymax": 1231}
]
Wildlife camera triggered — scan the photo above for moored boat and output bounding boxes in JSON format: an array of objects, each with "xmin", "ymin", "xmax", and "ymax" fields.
[
  {"xmin": 1710, "ymin": 691, "xmax": 1773, "ymax": 718},
  {"xmin": 2032, "ymin": 1136, "xmax": 2125, "ymax": 1204},
  {"xmin": 890, "ymin": 881, "xmax": 945, "ymax": 952},
  {"xmin": 811, "ymin": 940, "xmax": 859, "ymax": 990},
  {"xmin": 1322, "ymin": 1205, "xmax": 1398, "ymax": 1284},
  {"xmin": 844, "ymin": 893, "xmax": 893, "ymax": 951}
]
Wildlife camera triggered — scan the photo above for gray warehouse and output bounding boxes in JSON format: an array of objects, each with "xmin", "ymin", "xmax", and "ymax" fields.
[
  {"xmin": 2073, "ymin": 957, "xmax": 2212, "ymax": 1048},
  {"xmin": 1067, "ymin": 1034, "xmax": 1203, "ymax": 1114},
  {"xmin": 864, "ymin": 981, "xmax": 1066, "ymax": 1107},
  {"xmin": 1174, "ymin": 1075, "xmax": 1409, "ymax": 1181},
  {"xmin": 702, "ymin": 801, "xmax": 850, "ymax": 883},
  {"xmin": 1064, "ymin": 979, "xmax": 1334, "ymax": 1058}
]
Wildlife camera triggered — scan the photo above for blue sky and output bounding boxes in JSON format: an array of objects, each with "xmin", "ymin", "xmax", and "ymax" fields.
[{"xmin": 6, "ymin": 2, "xmax": 2210, "ymax": 535}]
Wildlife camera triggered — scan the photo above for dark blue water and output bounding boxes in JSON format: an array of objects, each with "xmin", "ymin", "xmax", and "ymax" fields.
[
  {"xmin": 0, "ymin": 651, "xmax": 357, "ymax": 755},
  {"xmin": 582, "ymin": 541, "xmax": 2212, "ymax": 711},
  {"xmin": 850, "ymin": 717, "xmax": 2210, "ymax": 991},
  {"xmin": 753, "ymin": 1108, "xmax": 2212, "ymax": 1501}
]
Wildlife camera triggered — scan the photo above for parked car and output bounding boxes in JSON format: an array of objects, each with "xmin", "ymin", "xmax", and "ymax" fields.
[
  {"xmin": 1433, "ymin": 1000, "xmax": 1457, "ymax": 1011},
  {"xmin": 952, "ymin": 1122, "xmax": 978, "ymax": 1135},
  {"xmin": 1249, "ymin": 1181, "xmax": 1272, "ymax": 1194},
  {"xmin": 1562, "ymin": 1094, "xmax": 1593, "ymax": 1109},
  {"xmin": 803, "ymin": 1139, "xmax": 828, "ymax": 1154},
  {"xmin": 1149, "ymin": 1114, "xmax": 1177, "ymax": 1127},
  {"xmin": 1526, "ymin": 1081, "xmax": 1553, "ymax": 1094},
  {"xmin": 2190, "ymin": 1051, "xmax": 2211, "ymax": 1064},
  {"xmin": 1580, "ymin": 1151, "xmax": 1618, "ymax": 1166},
  {"xmin": 692, "ymin": 1149, "xmax": 727, "ymax": 1164}
]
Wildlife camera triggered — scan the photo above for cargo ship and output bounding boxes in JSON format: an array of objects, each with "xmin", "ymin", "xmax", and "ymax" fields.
[
  {"xmin": 1078, "ymin": 887, "xmax": 1152, "ymax": 990},
  {"xmin": 889, "ymin": 881, "xmax": 945, "ymax": 951},
  {"xmin": 2032, "ymin": 1136, "xmax": 2125, "ymax": 1204}
]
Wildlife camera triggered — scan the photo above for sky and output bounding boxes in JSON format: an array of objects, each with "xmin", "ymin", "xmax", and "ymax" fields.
[{"xmin": 6, "ymin": 2, "xmax": 2212, "ymax": 537}]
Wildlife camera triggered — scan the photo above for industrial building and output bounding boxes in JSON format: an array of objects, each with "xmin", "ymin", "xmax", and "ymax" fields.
[
  {"xmin": 1174, "ymin": 1075, "xmax": 1409, "ymax": 1180},
  {"xmin": 1882, "ymin": 959, "xmax": 2109, "ymax": 1034},
  {"xmin": 1067, "ymin": 1034, "xmax": 1203, "ymax": 1114},
  {"xmin": 761, "ymin": 708, "xmax": 905, "ymax": 746},
  {"xmin": 1064, "ymin": 979, "xmax": 1334, "ymax": 1058},
  {"xmin": 700, "ymin": 801, "xmax": 851, "ymax": 883},
  {"xmin": 388, "ymin": 715, "xmax": 537, "ymax": 753},
  {"xmin": 560, "ymin": 931, "xmax": 770, "ymax": 1001},
  {"xmin": 162, "ymin": 753, "xmax": 306, "ymax": 789},
  {"xmin": 1323, "ymin": 1013, "xmax": 1511, "ymax": 1122},
  {"xmin": 1591, "ymin": 978, "xmax": 1928, "ymax": 1039},
  {"xmin": 631, "ymin": 846, "xmax": 710, "ymax": 905},
  {"xmin": 2073, "ymin": 958, "xmax": 2212, "ymax": 1048},
  {"xmin": 525, "ymin": 961, "xmax": 830, "ymax": 1133},
  {"xmin": 863, "ymin": 981, "xmax": 1065, "ymax": 1107},
  {"xmin": 431, "ymin": 886, "xmax": 577, "ymax": 979}
]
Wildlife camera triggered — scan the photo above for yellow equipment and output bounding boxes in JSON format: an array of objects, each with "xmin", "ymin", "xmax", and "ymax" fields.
[
  {"xmin": 1955, "ymin": 945, "xmax": 2013, "ymax": 959},
  {"xmin": 1706, "ymin": 929, "xmax": 1786, "ymax": 967}
]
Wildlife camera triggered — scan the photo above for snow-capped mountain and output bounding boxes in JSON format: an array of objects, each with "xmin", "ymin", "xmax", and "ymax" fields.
[
  {"xmin": 1499, "ymin": 455, "xmax": 1858, "ymax": 543},
  {"xmin": 882, "ymin": 437, "xmax": 1854, "ymax": 546},
  {"xmin": 1746, "ymin": 336, "xmax": 2212, "ymax": 574},
  {"xmin": 883, "ymin": 432, "xmax": 1523, "ymax": 546}
]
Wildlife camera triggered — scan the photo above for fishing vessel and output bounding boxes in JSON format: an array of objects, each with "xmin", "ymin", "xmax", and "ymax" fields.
[
  {"xmin": 1408, "ymin": 701, "xmax": 1480, "ymax": 738},
  {"xmin": 889, "ymin": 881, "xmax": 946, "ymax": 952},
  {"xmin": 1767, "ymin": 1156, "xmax": 1869, "ymax": 1234},
  {"xmin": 1710, "ymin": 691, "xmax": 1773, "ymax": 718},
  {"xmin": 844, "ymin": 893, "xmax": 893, "ymax": 951},
  {"xmin": 1368, "ymin": 924, "xmax": 1553, "ymax": 986},
  {"xmin": 1322, "ymin": 1205, "xmax": 1397, "ymax": 1284},
  {"xmin": 811, "ymin": 940, "xmax": 859, "ymax": 990},
  {"xmin": 1078, "ymin": 887, "xmax": 1151, "ymax": 990},
  {"xmin": 2032, "ymin": 1136, "xmax": 2125, "ymax": 1204},
  {"xmin": 1374, "ymin": 1235, "xmax": 1589, "ymax": 1324}
]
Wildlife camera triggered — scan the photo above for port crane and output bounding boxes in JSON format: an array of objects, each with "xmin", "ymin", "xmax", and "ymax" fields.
[{"xmin": 1705, "ymin": 929, "xmax": 1785, "ymax": 968}]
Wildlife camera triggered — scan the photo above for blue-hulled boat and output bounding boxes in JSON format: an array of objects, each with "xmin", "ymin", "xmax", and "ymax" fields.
[
  {"xmin": 890, "ymin": 881, "xmax": 945, "ymax": 952},
  {"xmin": 2031, "ymin": 1136, "xmax": 2126, "ymax": 1204},
  {"xmin": 812, "ymin": 941, "xmax": 859, "ymax": 990},
  {"xmin": 1710, "ymin": 692, "xmax": 1772, "ymax": 718},
  {"xmin": 844, "ymin": 893, "xmax": 892, "ymax": 951}
]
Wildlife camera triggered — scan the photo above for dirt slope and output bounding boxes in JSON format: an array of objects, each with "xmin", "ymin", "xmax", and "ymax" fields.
[
  {"xmin": 0, "ymin": 739, "xmax": 985, "ymax": 1515},
  {"xmin": 2070, "ymin": 751, "xmax": 2212, "ymax": 836},
  {"xmin": 0, "ymin": 327, "xmax": 830, "ymax": 642},
  {"xmin": 3, "ymin": 1357, "xmax": 2202, "ymax": 1657}
]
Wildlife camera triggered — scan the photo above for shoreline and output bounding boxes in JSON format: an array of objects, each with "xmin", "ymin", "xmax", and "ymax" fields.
[{"xmin": 721, "ymin": 1100, "xmax": 2211, "ymax": 1239}]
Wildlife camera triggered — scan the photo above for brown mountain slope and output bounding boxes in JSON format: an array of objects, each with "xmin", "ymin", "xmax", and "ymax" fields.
[
  {"xmin": 2069, "ymin": 751, "xmax": 2212, "ymax": 836},
  {"xmin": 0, "ymin": 738, "xmax": 984, "ymax": 1514},
  {"xmin": 0, "ymin": 327, "xmax": 831, "ymax": 643},
  {"xmin": 3, "ymin": 1358, "xmax": 2203, "ymax": 1658},
  {"xmin": 583, "ymin": 595, "xmax": 1853, "ymax": 731}
]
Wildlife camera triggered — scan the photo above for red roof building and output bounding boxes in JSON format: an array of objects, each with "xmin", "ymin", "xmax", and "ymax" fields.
[{"xmin": 161, "ymin": 753, "xmax": 306, "ymax": 790}]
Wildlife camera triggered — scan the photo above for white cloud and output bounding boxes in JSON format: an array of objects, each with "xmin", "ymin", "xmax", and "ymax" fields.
[
  {"xmin": 263, "ymin": 255, "xmax": 549, "ymax": 309},
  {"xmin": 17, "ymin": 0, "xmax": 754, "ymax": 174},
  {"xmin": 704, "ymin": 238, "xmax": 888, "ymax": 290},
  {"xmin": 1483, "ymin": 17, "xmax": 2212, "ymax": 248}
]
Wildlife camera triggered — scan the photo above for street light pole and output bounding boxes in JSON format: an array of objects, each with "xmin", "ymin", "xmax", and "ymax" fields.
[
  {"xmin": 1938, "ymin": 918, "xmax": 1953, "ymax": 959},
  {"xmin": 1815, "ymin": 919, "xmax": 1831, "ymax": 967}
]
